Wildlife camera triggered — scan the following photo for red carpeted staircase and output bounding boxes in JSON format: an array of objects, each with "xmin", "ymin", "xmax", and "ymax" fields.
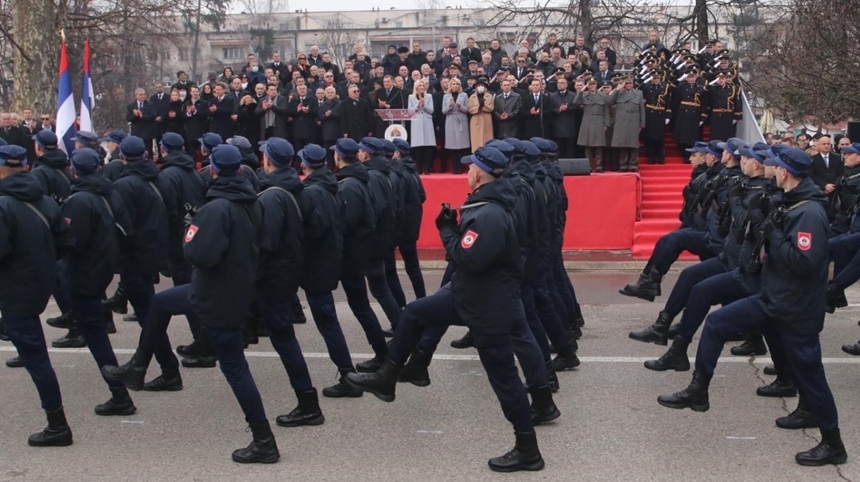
[{"xmin": 632, "ymin": 128, "xmax": 696, "ymax": 259}]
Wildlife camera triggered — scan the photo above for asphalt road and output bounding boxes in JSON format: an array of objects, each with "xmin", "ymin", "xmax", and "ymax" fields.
[{"xmin": 1, "ymin": 270, "xmax": 859, "ymax": 482}]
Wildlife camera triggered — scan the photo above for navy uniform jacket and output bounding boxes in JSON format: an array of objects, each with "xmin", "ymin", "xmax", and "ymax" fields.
[
  {"xmin": 543, "ymin": 159, "xmax": 567, "ymax": 254},
  {"xmin": 440, "ymin": 178, "xmax": 522, "ymax": 335},
  {"xmin": 398, "ymin": 156, "xmax": 426, "ymax": 244},
  {"xmin": 102, "ymin": 159, "xmax": 125, "ymax": 183},
  {"xmin": 719, "ymin": 174, "xmax": 768, "ymax": 271},
  {"xmin": 113, "ymin": 160, "xmax": 169, "ymax": 277},
  {"xmin": 512, "ymin": 160, "xmax": 551, "ymax": 276},
  {"xmin": 301, "ymin": 168, "xmax": 344, "ymax": 292},
  {"xmin": 503, "ymin": 169, "xmax": 539, "ymax": 282},
  {"xmin": 257, "ymin": 166, "xmax": 305, "ymax": 300},
  {"xmin": 680, "ymin": 163, "xmax": 710, "ymax": 230},
  {"xmin": 185, "ymin": 176, "xmax": 261, "ymax": 329},
  {"xmin": 336, "ymin": 162, "xmax": 376, "ymax": 277},
  {"xmin": 705, "ymin": 164, "xmax": 743, "ymax": 262},
  {"xmin": 199, "ymin": 162, "xmax": 260, "ymax": 193},
  {"xmin": 363, "ymin": 156, "xmax": 397, "ymax": 262},
  {"xmin": 830, "ymin": 165, "xmax": 860, "ymax": 235},
  {"xmin": 31, "ymin": 149, "xmax": 73, "ymax": 201},
  {"xmin": 63, "ymin": 174, "xmax": 132, "ymax": 297},
  {"xmin": 734, "ymin": 178, "xmax": 779, "ymax": 295},
  {"xmin": 759, "ymin": 177, "xmax": 830, "ymax": 334},
  {"xmin": 159, "ymin": 150, "xmax": 206, "ymax": 264},
  {"xmin": 0, "ymin": 172, "xmax": 74, "ymax": 316},
  {"xmin": 533, "ymin": 161, "xmax": 559, "ymax": 243},
  {"xmin": 387, "ymin": 159, "xmax": 407, "ymax": 243}
]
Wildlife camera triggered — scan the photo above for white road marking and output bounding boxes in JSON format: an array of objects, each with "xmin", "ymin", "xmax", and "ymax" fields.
[{"xmin": 725, "ymin": 436, "xmax": 756, "ymax": 440}]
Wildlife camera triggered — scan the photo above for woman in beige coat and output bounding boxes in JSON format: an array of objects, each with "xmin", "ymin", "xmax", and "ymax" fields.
[{"xmin": 468, "ymin": 77, "xmax": 494, "ymax": 152}]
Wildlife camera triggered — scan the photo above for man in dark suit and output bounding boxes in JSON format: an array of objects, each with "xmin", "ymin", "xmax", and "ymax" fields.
[
  {"xmin": 288, "ymin": 84, "xmax": 319, "ymax": 155},
  {"xmin": 593, "ymin": 60, "xmax": 614, "ymax": 84},
  {"xmin": 170, "ymin": 70, "xmax": 196, "ymax": 94},
  {"xmin": 267, "ymin": 52, "xmax": 290, "ymax": 84},
  {"xmin": 208, "ymin": 83, "xmax": 236, "ymax": 140},
  {"xmin": 372, "ymin": 75, "xmax": 405, "ymax": 138},
  {"xmin": 126, "ymin": 88, "xmax": 157, "ymax": 158},
  {"xmin": 183, "ymin": 85, "xmax": 211, "ymax": 160},
  {"xmin": 460, "ymin": 37, "xmax": 483, "ymax": 64},
  {"xmin": 810, "ymin": 134, "xmax": 844, "ymax": 196},
  {"xmin": 520, "ymin": 78, "xmax": 551, "ymax": 139},
  {"xmin": 149, "ymin": 81, "xmax": 171, "ymax": 155},
  {"xmin": 339, "ymin": 84, "xmax": 373, "ymax": 139},
  {"xmin": 549, "ymin": 77, "xmax": 579, "ymax": 158},
  {"xmin": 256, "ymin": 83, "xmax": 289, "ymax": 141},
  {"xmin": 0, "ymin": 112, "xmax": 26, "ymax": 149}
]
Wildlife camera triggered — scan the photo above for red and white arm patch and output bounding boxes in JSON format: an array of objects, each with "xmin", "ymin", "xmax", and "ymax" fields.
[
  {"xmin": 461, "ymin": 230, "xmax": 479, "ymax": 249},
  {"xmin": 185, "ymin": 225, "xmax": 199, "ymax": 243},
  {"xmin": 64, "ymin": 217, "xmax": 71, "ymax": 225},
  {"xmin": 797, "ymin": 231, "xmax": 811, "ymax": 252}
]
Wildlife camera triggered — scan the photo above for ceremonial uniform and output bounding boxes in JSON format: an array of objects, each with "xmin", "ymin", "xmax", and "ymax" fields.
[
  {"xmin": 641, "ymin": 81, "xmax": 672, "ymax": 164},
  {"xmin": 672, "ymin": 81, "xmax": 707, "ymax": 161},
  {"xmin": 705, "ymin": 82, "xmax": 741, "ymax": 142}
]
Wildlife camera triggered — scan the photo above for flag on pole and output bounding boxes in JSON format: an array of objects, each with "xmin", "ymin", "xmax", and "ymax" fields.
[
  {"xmin": 79, "ymin": 39, "xmax": 94, "ymax": 133},
  {"xmin": 56, "ymin": 37, "xmax": 77, "ymax": 154}
]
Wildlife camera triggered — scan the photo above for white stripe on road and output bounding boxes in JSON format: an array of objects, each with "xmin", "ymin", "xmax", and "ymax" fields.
[{"xmin": 1, "ymin": 346, "xmax": 860, "ymax": 365}]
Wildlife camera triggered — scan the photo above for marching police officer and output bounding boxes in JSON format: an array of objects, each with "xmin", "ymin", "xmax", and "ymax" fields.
[
  {"xmin": 379, "ymin": 139, "xmax": 409, "ymax": 313},
  {"xmin": 388, "ymin": 138, "xmax": 426, "ymax": 304},
  {"xmin": 658, "ymin": 147, "xmax": 847, "ymax": 467},
  {"xmin": 0, "ymin": 144, "xmax": 75, "ymax": 446},
  {"xmin": 63, "ymin": 148, "xmax": 136, "ymax": 415},
  {"xmin": 104, "ymin": 144, "xmax": 279, "ymax": 464},
  {"xmin": 346, "ymin": 146, "xmax": 546, "ymax": 472},
  {"xmin": 257, "ymin": 137, "xmax": 325, "ymax": 426},
  {"xmin": 198, "ymin": 133, "xmax": 261, "ymax": 192},
  {"xmin": 297, "ymin": 144, "xmax": 361, "ymax": 397},
  {"xmin": 101, "ymin": 130, "xmax": 128, "ymax": 182}
]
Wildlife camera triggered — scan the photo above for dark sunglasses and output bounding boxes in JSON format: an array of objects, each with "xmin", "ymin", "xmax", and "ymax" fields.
[
  {"xmin": 41, "ymin": 117, "xmax": 50, "ymax": 120},
  {"xmin": 299, "ymin": 57, "xmax": 307, "ymax": 60}
]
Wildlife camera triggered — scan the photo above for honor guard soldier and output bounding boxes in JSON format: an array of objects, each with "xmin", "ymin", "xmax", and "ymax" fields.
[
  {"xmin": 659, "ymin": 147, "xmax": 848, "ymax": 467},
  {"xmin": 672, "ymin": 67, "xmax": 707, "ymax": 162},
  {"xmin": 63, "ymin": 148, "xmax": 136, "ymax": 415},
  {"xmin": 0, "ymin": 144, "xmax": 75, "ymax": 446},
  {"xmin": 105, "ymin": 144, "xmax": 280, "ymax": 464},
  {"xmin": 346, "ymin": 146, "xmax": 547, "ymax": 473},
  {"xmin": 641, "ymin": 72, "xmax": 672, "ymax": 164},
  {"xmin": 705, "ymin": 73, "xmax": 741, "ymax": 142}
]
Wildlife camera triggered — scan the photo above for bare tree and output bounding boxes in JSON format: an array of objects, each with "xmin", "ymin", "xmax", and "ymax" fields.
[{"xmin": 313, "ymin": 16, "xmax": 360, "ymax": 67}]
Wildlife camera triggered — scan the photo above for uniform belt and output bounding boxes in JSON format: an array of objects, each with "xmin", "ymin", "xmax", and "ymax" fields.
[
  {"xmin": 711, "ymin": 108, "xmax": 732, "ymax": 113},
  {"xmin": 645, "ymin": 104, "xmax": 665, "ymax": 111},
  {"xmin": 681, "ymin": 101, "xmax": 700, "ymax": 107}
]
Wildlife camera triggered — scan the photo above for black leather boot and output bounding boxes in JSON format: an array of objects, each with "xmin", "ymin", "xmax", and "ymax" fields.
[
  {"xmin": 322, "ymin": 369, "xmax": 363, "ymax": 398},
  {"xmin": 796, "ymin": 429, "xmax": 848, "ymax": 466},
  {"xmin": 345, "ymin": 359, "xmax": 400, "ymax": 402},
  {"xmin": 629, "ymin": 311, "xmax": 673, "ymax": 345},
  {"xmin": 103, "ymin": 286, "xmax": 128, "ymax": 315},
  {"xmin": 756, "ymin": 376, "xmax": 797, "ymax": 398},
  {"xmin": 658, "ymin": 370, "xmax": 710, "ymax": 412},
  {"xmin": 46, "ymin": 312, "xmax": 76, "ymax": 329},
  {"xmin": 101, "ymin": 355, "xmax": 147, "ymax": 391},
  {"xmin": 545, "ymin": 361, "xmax": 560, "ymax": 392},
  {"xmin": 122, "ymin": 313, "xmax": 138, "ymax": 322},
  {"xmin": 645, "ymin": 336, "xmax": 690, "ymax": 372},
  {"xmin": 530, "ymin": 385, "xmax": 561, "ymax": 425},
  {"xmin": 666, "ymin": 323, "xmax": 680, "ymax": 339},
  {"xmin": 777, "ymin": 395, "xmax": 818, "ymax": 429},
  {"xmin": 276, "ymin": 388, "xmax": 325, "ymax": 427},
  {"xmin": 619, "ymin": 267, "xmax": 662, "ymax": 302},
  {"xmin": 5, "ymin": 355, "xmax": 23, "ymax": 368},
  {"xmin": 551, "ymin": 348, "xmax": 580, "ymax": 371},
  {"xmin": 841, "ymin": 340, "xmax": 860, "ymax": 356},
  {"xmin": 355, "ymin": 353, "xmax": 386, "ymax": 373},
  {"xmin": 731, "ymin": 334, "xmax": 767, "ymax": 356},
  {"xmin": 143, "ymin": 370, "xmax": 183, "ymax": 392},
  {"xmin": 488, "ymin": 431, "xmax": 545, "ymax": 472},
  {"xmin": 52, "ymin": 328, "xmax": 86, "ymax": 348},
  {"xmin": 398, "ymin": 349, "xmax": 432, "ymax": 387},
  {"xmin": 28, "ymin": 408, "xmax": 73, "ymax": 447},
  {"xmin": 763, "ymin": 365, "xmax": 777, "ymax": 376},
  {"xmin": 232, "ymin": 420, "xmax": 280, "ymax": 464},
  {"xmin": 826, "ymin": 282, "xmax": 849, "ymax": 314},
  {"xmin": 0, "ymin": 317, "xmax": 8, "ymax": 341},
  {"xmin": 177, "ymin": 340, "xmax": 206, "ymax": 358},
  {"xmin": 95, "ymin": 387, "xmax": 137, "ymax": 416},
  {"xmin": 181, "ymin": 354, "xmax": 217, "ymax": 368},
  {"xmin": 450, "ymin": 331, "xmax": 474, "ymax": 349}
]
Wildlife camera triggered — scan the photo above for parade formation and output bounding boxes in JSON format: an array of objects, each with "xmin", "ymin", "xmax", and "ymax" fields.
[{"xmin": 0, "ymin": 30, "xmax": 853, "ymax": 476}]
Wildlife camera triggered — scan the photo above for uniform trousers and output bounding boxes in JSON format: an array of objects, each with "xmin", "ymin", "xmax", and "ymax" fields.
[
  {"xmin": 365, "ymin": 259, "xmax": 402, "ymax": 329},
  {"xmin": 644, "ymin": 228, "xmax": 713, "ymax": 275},
  {"xmin": 2, "ymin": 313, "xmax": 63, "ymax": 411},
  {"xmin": 551, "ymin": 252, "xmax": 583, "ymax": 326},
  {"xmin": 71, "ymin": 296, "xmax": 123, "ymax": 389},
  {"xmin": 340, "ymin": 270, "xmax": 389, "ymax": 357},
  {"xmin": 122, "ymin": 275, "xmax": 181, "ymax": 371},
  {"xmin": 644, "ymin": 138, "xmax": 665, "ymax": 164},
  {"xmin": 523, "ymin": 273, "xmax": 574, "ymax": 356},
  {"xmin": 828, "ymin": 233, "xmax": 860, "ymax": 290},
  {"xmin": 52, "ymin": 259, "xmax": 72, "ymax": 316},
  {"xmin": 675, "ymin": 271, "xmax": 749, "ymax": 341},
  {"xmin": 258, "ymin": 297, "xmax": 312, "ymax": 391},
  {"xmin": 553, "ymin": 138, "xmax": 576, "ymax": 159},
  {"xmin": 695, "ymin": 295, "xmax": 839, "ymax": 432},
  {"xmin": 663, "ymin": 258, "xmax": 726, "ymax": 319},
  {"xmin": 385, "ymin": 242, "xmax": 427, "ymax": 309},
  {"xmin": 388, "ymin": 284, "xmax": 535, "ymax": 433},
  {"xmin": 304, "ymin": 290, "xmax": 355, "ymax": 371}
]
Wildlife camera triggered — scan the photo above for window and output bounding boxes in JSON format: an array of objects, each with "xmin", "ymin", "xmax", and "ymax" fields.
[
  {"xmin": 223, "ymin": 47, "xmax": 243, "ymax": 60},
  {"xmin": 178, "ymin": 48, "xmax": 188, "ymax": 61},
  {"xmin": 395, "ymin": 21, "xmax": 403, "ymax": 28}
]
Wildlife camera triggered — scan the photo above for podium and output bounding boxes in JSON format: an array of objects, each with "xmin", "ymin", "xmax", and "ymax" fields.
[{"xmin": 375, "ymin": 109, "xmax": 414, "ymax": 141}]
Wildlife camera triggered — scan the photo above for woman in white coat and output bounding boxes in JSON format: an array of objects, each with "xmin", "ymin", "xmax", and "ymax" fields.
[
  {"xmin": 441, "ymin": 78, "xmax": 469, "ymax": 174},
  {"xmin": 408, "ymin": 79, "xmax": 436, "ymax": 174}
]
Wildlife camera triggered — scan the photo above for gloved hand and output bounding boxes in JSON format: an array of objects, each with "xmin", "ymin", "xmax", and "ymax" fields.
[
  {"xmin": 436, "ymin": 204, "xmax": 458, "ymax": 230},
  {"xmin": 760, "ymin": 217, "xmax": 779, "ymax": 238},
  {"xmin": 665, "ymin": 118, "xmax": 670, "ymax": 126},
  {"xmin": 746, "ymin": 193, "xmax": 766, "ymax": 225}
]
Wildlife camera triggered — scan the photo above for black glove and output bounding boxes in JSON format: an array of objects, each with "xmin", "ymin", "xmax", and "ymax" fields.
[
  {"xmin": 746, "ymin": 193, "xmax": 766, "ymax": 225},
  {"xmin": 435, "ymin": 204, "xmax": 458, "ymax": 230},
  {"xmin": 729, "ymin": 182, "xmax": 745, "ymax": 200},
  {"xmin": 760, "ymin": 217, "xmax": 779, "ymax": 238}
]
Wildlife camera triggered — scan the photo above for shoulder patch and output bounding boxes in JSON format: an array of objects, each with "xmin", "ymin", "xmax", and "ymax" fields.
[
  {"xmin": 64, "ymin": 217, "xmax": 71, "ymax": 225},
  {"xmin": 461, "ymin": 230, "xmax": 479, "ymax": 249},
  {"xmin": 185, "ymin": 225, "xmax": 199, "ymax": 243},
  {"xmin": 797, "ymin": 231, "xmax": 811, "ymax": 252}
]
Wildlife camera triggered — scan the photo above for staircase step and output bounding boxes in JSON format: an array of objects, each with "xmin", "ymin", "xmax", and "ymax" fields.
[
  {"xmin": 643, "ymin": 192, "xmax": 682, "ymax": 203},
  {"xmin": 641, "ymin": 208, "xmax": 682, "ymax": 219},
  {"xmin": 642, "ymin": 199, "xmax": 683, "ymax": 210}
]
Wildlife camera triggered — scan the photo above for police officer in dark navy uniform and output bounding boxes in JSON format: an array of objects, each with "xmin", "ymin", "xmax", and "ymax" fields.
[
  {"xmin": 387, "ymin": 138, "xmax": 426, "ymax": 306},
  {"xmin": 110, "ymin": 135, "xmax": 179, "ymax": 391},
  {"xmin": 346, "ymin": 146, "xmax": 546, "ymax": 473},
  {"xmin": 331, "ymin": 138, "xmax": 389, "ymax": 386},
  {"xmin": 825, "ymin": 142, "xmax": 860, "ymax": 319},
  {"xmin": 101, "ymin": 130, "xmax": 128, "ymax": 182},
  {"xmin": 105, "ymin": 144, "xmax": 280, "ymax": 464},
  {"xmin": 629, "ymin": 138, "xmax": 740, "ymax": 345},
  {"xmin": 356, "ymin": 137, "xmax": 402, "ymax": 343},
  {"xmin": 297, "ymin": 144, "xmax": 361, "ymax": 398},
  {"xmin": 63, "ymin": 148, "xmax": 136, "ymax": 416},
  {"xmin": 198, "ymin": 132, "xmax": 260, "ymax": 192},
  {"xmin": 379, "ymin": 139, "xmax": 408, "ymax": 315},
  {"xmin": 620, "ymin": 140, "xmax": 725, "ymax": 304},
  {"xmin": 0, "ymin": 144, "xmax": 75, "ymax": 447},
  {"xmin": 155, "ymin": 133, "xmax": 213, "ymax": 366},
  {"xmin": 658, "ymin": 147, "xmax": 848, "ymax": 467},
  {"xmin": 257, "ymin": 137, "xmax": 325, "ymax": 426}
]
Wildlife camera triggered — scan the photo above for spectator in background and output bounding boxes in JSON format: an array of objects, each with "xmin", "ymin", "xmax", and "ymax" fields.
[
  {"xmin": 468, "ymin": 77, "xmax": 494, "ymax": 152},
  {"xmin": 407, "ymin": 79, "xmax": 436, "ymax": 174},
  {"xmin": 442, "ymin": 78, "xmax": 470, "ymax": 174}
]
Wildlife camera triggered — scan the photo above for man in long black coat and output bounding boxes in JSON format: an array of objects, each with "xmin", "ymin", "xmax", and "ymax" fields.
[
  {"xmin": 339, "ymin": 85, "xmax": 373, "ymax": 140},
  {"xmin": 126, "ymin": 88, "xmax": 157, "ymax": 158}
]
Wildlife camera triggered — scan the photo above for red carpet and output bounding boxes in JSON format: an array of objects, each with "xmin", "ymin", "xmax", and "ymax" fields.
[{"xmin": 632, "ymin": 129, "xmax": 693, "ymax": 259}]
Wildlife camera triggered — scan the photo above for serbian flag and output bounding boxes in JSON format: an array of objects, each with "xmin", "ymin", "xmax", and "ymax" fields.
[
  {"xmin": 79, "ymin": 39, "xmax": 94, "ymax": 133},
  {"xmin": 56, "ymin": 39, "xmax": 77, "ymax": 154}
]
